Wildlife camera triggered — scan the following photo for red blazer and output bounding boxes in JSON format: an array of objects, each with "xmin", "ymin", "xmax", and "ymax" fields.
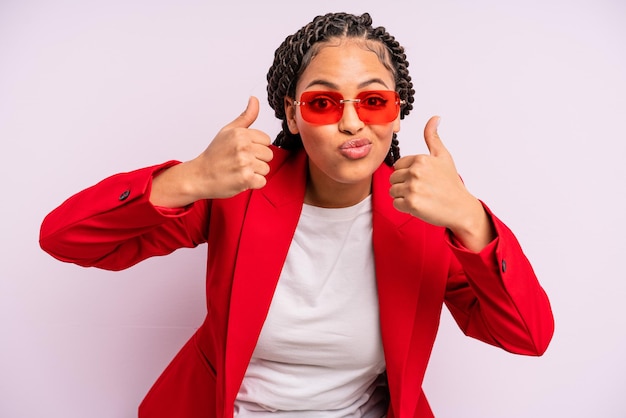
[{"xmin": 40, "ymin": 147, "xmax": 554, "ymax": 418}]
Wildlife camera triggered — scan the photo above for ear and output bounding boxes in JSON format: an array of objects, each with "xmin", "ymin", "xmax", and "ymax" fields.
[
  {"xmin": 392, "ymin": 114, "xmax": 401, "ymax": 133},
  {"xmin": 284, "ymin": 96, "xmax": 300, "ymax": 134}
]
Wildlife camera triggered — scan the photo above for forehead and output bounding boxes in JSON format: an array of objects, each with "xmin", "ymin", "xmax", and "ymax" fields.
[{"xmin": 296, "ymin": 38, "xmax": 396, "ymax": 92}]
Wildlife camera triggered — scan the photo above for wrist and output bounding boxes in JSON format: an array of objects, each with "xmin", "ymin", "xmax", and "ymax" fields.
[
  {"xmin": 150, "ymin": 162, "xmax": 201, "ymax": 208},
  {"xmin": 449, "ymin": 199, "xmax": 495, "ymax": 252}
]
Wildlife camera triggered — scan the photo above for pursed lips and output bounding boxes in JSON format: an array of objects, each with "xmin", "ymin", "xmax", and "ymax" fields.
[{"xmin": 339, "ymin": 139, "xmax": 373, "ymax": 159}]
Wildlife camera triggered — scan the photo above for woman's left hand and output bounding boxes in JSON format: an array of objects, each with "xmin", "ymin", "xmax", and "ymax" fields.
[{"xmin": 389, "ymin": 116, "xmax": 495, "ymax": 251}]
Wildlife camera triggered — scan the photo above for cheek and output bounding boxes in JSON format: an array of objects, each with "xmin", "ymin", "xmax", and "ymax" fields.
[
  {"xmin": 298, "ymin": 124, "xmax": 331, "ymax": 150},
  {"xmin": 372, "ymin": 125, "xmax": 396, "ymax": 147}
]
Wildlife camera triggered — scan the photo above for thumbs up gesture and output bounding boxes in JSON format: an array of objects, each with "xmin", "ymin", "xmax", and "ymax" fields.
[
  {"xmin": 195, "ymin": 96, "xmax": 274, "ymax": 197},
  {"xmin": 389, "ymin": 116, "xmax": 494, "ymax": 251},
  {"xmin": 150, "ymin": 96, "xmax": 273, "ymax": 207}
]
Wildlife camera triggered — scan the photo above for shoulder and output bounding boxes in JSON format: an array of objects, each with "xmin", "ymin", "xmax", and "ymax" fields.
[
  {"xmin": 268, "ymin": 145, "xmax": 292, "ymax": 169},
  {"xmin": 374, "ymin": 162, "xmax": 394, "ymax": 178},
  {"xmin": 266, "ymin": 145, "xmax": 307, "ymax": 180}
]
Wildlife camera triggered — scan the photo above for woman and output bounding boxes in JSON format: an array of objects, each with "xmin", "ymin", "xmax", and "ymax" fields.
[{"xmin": 39, "ymin": 12, "xmax": 554, "ymax": 418}]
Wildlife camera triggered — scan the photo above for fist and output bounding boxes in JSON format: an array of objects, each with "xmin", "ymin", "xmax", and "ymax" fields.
[
  {"xmin": 190, "ymin": 96, "xmax": 274, "ymax": 199},
  {"xmin": 389, "ymin": 116, "xmax": 475, "ymax": 229}
]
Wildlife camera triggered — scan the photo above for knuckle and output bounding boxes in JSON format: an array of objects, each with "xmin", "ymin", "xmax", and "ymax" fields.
[{"xmin": 233, "ymin": 150, "xmax": 252, "ymax": 169}]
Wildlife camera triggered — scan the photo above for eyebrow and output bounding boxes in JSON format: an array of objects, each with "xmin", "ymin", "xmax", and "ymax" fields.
[{"xmin": 303, "ymin": 78, "xmax": 392, "ymax": 90}]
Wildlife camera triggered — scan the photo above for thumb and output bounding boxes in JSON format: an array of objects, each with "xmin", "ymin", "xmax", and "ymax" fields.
[
  {"xmin": 225, "ymin": 96, "xmax": 259, "ymax": 129},
  {"xmin": 423, "ymin": 116, "xmax": 447, "ymax": 156}
]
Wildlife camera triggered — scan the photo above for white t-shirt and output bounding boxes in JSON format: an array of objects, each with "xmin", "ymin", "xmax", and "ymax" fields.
[{"xmin": 235, "ymin": 196, "xmax": 387, "ymax": 417}]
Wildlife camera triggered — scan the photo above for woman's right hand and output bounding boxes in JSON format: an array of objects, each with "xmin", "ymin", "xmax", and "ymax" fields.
[{"xmin": 150, "ymin": 96, "xmax": 273, "ymax": 208}]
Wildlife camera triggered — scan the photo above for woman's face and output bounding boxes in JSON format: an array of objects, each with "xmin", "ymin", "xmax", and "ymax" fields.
[{"xmin": 284, "ymin": 39, "xmax": 401, "ymax": 206}]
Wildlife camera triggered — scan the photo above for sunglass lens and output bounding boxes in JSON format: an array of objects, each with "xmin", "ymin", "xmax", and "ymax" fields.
[
  {"xmin": 356, "ymin": 91, "xmax": 399, "ymax": 124},
  {"xmin": 299, "ymin": 91, "xmax": 343, "ymax": 124}
]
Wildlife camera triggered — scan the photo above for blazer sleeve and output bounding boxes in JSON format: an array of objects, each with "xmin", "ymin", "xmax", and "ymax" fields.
[
  {"xmin": 39, "ymin": 161, "xmax": 210, "ymax": 271},
  {"xmin": 443, "ymin": 203, "xmax": 554, "ymax": 356}
]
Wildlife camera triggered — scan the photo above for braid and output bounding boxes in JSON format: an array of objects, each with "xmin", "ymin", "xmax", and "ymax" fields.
[{"xmin": 266, "ymin": 12, "xmax": 415, "ymax": 166}]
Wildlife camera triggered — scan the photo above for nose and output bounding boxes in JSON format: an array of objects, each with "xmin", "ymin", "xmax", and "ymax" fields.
[{"xmin": 337, "ymin": 101, "xmax": 365, "ymax": 134}]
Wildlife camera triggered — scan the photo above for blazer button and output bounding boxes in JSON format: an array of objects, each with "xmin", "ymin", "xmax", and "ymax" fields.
[
  {"xmin": 119, "ymin": 190, "xmax": 131, "ymax": 201},
  {"xmin": 501, "ymin": 259, "xmax": 507, "ymax": 273}
]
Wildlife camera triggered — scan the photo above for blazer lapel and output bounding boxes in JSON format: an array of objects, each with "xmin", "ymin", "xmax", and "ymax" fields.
[
  {"xmin": 371, "ymin": 164, "xmax": 427, "ymax": 415},
  {"xmin": 223, "ymin": 150, "xmax": 307, "ymax": 408}
]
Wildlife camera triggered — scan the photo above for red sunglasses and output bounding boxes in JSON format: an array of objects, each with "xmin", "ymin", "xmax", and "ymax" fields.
[{"xmin": 293, "ymin": 90, "xmax": 404, "ymax": 125}]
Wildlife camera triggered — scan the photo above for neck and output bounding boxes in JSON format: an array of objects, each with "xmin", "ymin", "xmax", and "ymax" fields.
[{"xmin": 304, "ymin": 174, "xmax": 372, "ymax": 208}]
